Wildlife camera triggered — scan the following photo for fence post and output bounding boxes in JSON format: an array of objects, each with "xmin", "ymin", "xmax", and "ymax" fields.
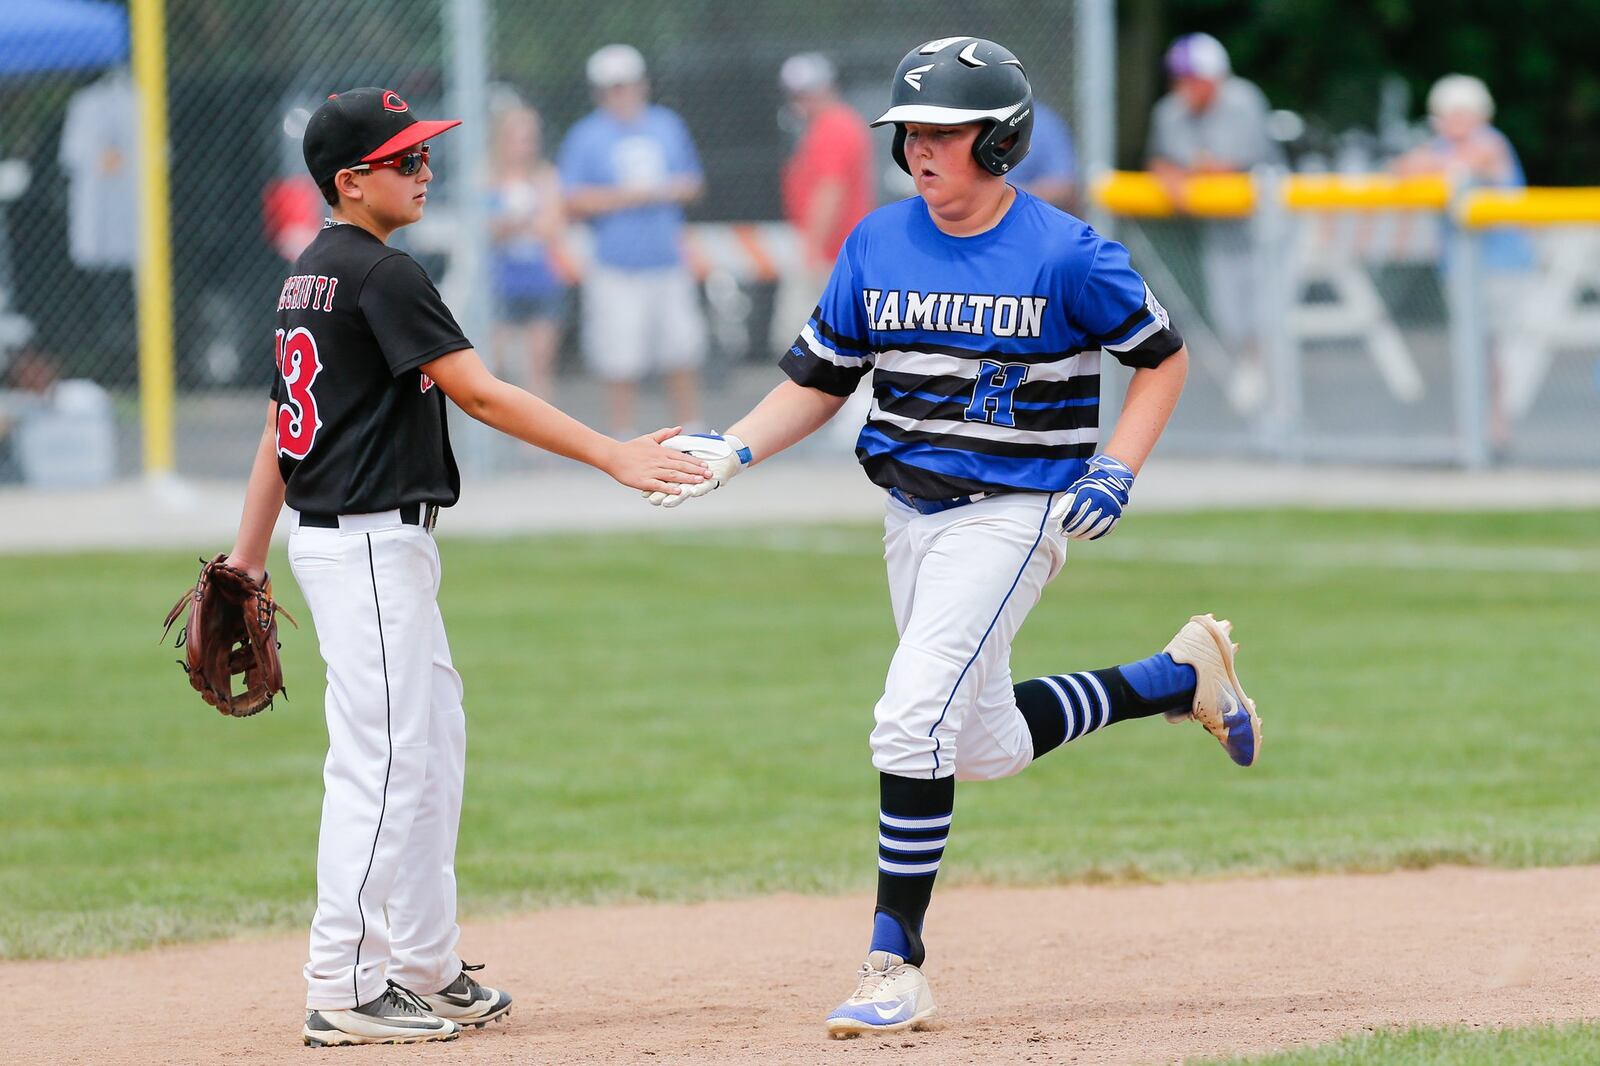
[
  {"xmin": 131, "ymin": 0, "xmax": 176, "ymax": 481},
  {"xmin": 1447, "ymin": 190, "xmax": 1490, "ymax": 469},
  {"xmin": 1252, "ymin": 165, "xmax": 1298, "ymax": 459},
  {"xmin": 1075, "ymin": 0, "xmax": 1115, "ymax": 236},
  {"xmin": 446, "ymin": 0, "xmax": 494, "ymax": 474}
]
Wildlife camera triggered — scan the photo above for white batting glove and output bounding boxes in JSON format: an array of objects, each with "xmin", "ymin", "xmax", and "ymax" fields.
[
  {"xmin": 646, "ymin": 433, "xmax": 752, "ymax": 508},
  {"xmin": 1051, "ymin": 453, "xmax": 1136, "ymax": 540}
]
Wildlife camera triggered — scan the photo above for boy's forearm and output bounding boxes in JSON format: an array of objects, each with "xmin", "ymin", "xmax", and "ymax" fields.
[
  {"xmin": 228, "ymin": 410, "xmax": 288, "ymax": 578},
  {"xmin": 1102, "ymin": 346, "xmax": 1188, "ymax": 473},
  {"xmin": 464, "ymin": 377, "xmax": 620, "ymax": 472},
  {"xmin": 726, "ymin": 379, "xmax": 849, "ymax": 464}
]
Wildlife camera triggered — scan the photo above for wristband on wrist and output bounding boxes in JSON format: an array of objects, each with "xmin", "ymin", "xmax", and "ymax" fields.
[{"xmin": 723, "ymin": 434, "xmax": 753, "ymax": 465}]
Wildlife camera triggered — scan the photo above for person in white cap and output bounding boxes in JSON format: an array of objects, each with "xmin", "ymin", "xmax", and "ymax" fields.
[
  {"xmin": 1395, "ymin": 74, "xmax": 1534, "ymax": 457},
  {"xmin": 771, "ymin": 52, "xmax": 872, "ymax": 357},
  {"xmin": 1146, "ymin": 32, "xmax": 1278, "ymax": 413},
  {"xmin": 558, "ymin": 44, "xmax": 708, "ymax": 437}
]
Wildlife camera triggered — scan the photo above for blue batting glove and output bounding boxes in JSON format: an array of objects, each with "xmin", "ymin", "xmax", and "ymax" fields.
[{"xmin": 1056, "ymin": 453, "xmax": 1135, "ymax": 540}]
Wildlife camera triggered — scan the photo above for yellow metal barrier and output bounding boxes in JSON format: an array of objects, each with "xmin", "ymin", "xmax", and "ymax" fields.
[
  {"xmin": 131, "ymin": 0, "xmax": 175, "ymax": 477},
  {"xmin": 1460, "ymin": 187, "xmax": 1600, "ymax": 227},
  {"xmin": 1283, "ymin": 174, "xmax": 1449, "ymax": 212},
  {"xmin": 1091, "ymin": 171, "xmax": 1253, "ymax": 218},
  {"xmin": 1093, "ymin": 170, "xmax": 1600, "ymax": 229}
]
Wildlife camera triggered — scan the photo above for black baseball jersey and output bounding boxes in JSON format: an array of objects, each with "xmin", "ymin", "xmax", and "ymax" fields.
[{"xmin": 270, "ymin": 222, "xmax": 470, "ymax": 514}]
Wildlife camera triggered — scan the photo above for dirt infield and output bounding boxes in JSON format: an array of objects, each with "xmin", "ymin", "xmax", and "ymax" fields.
[{"xmin": 7, "ymin": 866, "xmax": 1597, "ymax": 1066}]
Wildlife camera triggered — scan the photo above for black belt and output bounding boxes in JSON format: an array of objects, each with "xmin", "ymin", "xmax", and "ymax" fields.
[
  {"xmin": 888, "ymin": 487, "xmax": 995, "ymax": 515},
  {"xmin": 299, "ymin": 502, "xmax": 439, "ymax": 531}
]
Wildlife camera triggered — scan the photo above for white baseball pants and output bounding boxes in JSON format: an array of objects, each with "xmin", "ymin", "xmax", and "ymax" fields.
[
  {"xmin": 871, "ymin": 492, "xmax": 1068, "ymax": 782},
  {"xmin": 287, "ymin": 510, "xmax": 465, "ymax": 1010}
]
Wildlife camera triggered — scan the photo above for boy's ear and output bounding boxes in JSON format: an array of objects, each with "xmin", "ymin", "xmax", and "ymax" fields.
[{"xmin": 334, "ymin": 168, "xmax": 363, "ymax": 203}]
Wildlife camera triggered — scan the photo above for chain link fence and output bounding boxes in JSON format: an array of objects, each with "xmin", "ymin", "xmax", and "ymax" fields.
[
  {"xmin": 1102, "ymin": 193, "xmax": 1600, "ymax": 468},
  {"xmin": 3, "ymin": 1, "xmax": 1593, "ymax": 489},
  {"xmin": 0, "ymin": 0, "xmax": 1081, "ymax": 486},
  {"xmin": 1477, "ymin": 224, "xmax": 1600, "ymax": 467}
]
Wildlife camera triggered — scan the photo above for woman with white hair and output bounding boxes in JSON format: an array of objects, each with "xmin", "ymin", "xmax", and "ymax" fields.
[
  {"xmin": 1395, "ymin": 73, "xmax": 1534, "ymax": 457},
  {"xmin": 1396, "ymin": 74, "xmax": 1525, "ymax": 186}
]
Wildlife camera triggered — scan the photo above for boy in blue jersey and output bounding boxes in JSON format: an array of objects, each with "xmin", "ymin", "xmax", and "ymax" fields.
[{"xmin": 650, "ymin": 38, "xmax": 1264, "ymax": 1037}]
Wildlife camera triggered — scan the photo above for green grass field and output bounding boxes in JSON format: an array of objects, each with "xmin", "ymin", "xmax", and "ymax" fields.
[
  {"xmin": 1214, "ymin": 1021, "xmax": 1600, "ymax": 1064},
  {"xmin": 1, "ymin": 509, "xmax": 1596, "ymax": 959}
]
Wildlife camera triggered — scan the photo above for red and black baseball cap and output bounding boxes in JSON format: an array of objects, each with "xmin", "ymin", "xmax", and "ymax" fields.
[{"xmin": 302, "ymin": 87, "xmax": 461, "ymax": 186}]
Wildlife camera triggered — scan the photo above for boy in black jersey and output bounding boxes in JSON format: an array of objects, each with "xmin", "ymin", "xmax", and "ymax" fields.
[{"xmin": 221, "ymin": 87, "xmax": 708, "ymax": 1047}]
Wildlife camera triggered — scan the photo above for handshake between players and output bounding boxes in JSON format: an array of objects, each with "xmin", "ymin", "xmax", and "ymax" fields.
[{"xmin": 644, "ymin": 424, "xmax": 1139, "ymax": 543}]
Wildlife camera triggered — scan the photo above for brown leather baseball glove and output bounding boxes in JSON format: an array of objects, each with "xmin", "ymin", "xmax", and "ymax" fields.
[{"xmin": 163, "ymin": 554, "xmax": 296, "ymax": 717}]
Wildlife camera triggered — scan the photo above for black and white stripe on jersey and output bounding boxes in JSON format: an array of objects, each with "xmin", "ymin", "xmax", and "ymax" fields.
[
  {"xmin": 872, "ymin": 368, "xmax": 1100, "ymax": 404},
  {"xmin": 864, "ymin": 416, "xmax": 1097, "ymax": 461},
  {"xmin": 807, "ymin": 304, "xmax": 871, "ymax": 354},
  {"xmin": 1089, "ymin": 290, "xmax": 1183, "ymax": 369},
  {"xmin": 873, "ymin": 382, "xmax": 1099, "ymax": 434},
  {"xmin": 781, "ymin": 313, "xmax": 872, "ymax": 397}
]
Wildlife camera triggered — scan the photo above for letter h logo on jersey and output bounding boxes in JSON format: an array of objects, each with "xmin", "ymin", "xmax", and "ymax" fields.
[{"xmin": 964, "ymin": 361, "xmax": 1029, "ymax": 428}]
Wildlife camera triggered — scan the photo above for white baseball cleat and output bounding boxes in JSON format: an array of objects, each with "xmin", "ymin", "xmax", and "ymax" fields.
[
  {"xmin": 302, "ymin": 982, "xmax": 459, "ymax": 1046},
  {"xmin": 1162, "ymin": 614, "xmax": 1262, "ymax": 767},
  {"xmin": 825, "ymin": 950, "xmax": 937, "ymax": 1038},
  {"xmin": 412, "ymin": 963, "xmax": 513, "ymax": 1028}
]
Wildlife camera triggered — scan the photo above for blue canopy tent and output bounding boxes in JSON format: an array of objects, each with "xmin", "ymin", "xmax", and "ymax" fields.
[{"xmin": 0, "ymin": 0, "xmax": 128, "ymax": 77}]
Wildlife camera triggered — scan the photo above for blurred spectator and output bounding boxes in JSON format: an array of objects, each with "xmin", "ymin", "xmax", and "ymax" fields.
[
  {"xmin": 1008, "ymin": 100, "xmax": 1077, "ymax": 212},
  {"xmin": 1146, "ymin": 33, "xmax": 1278, "ymax": 413},
  {"xmin": 559, "ymin": 44, "xmax": 706, "ymax": 437},
  {"xmin": 60, "ymin": 67, "xmax": 138, "ymax": 375},
  {"xmin": 0, "ymin": 349, "xmax": 59, "ymax": 485},
  {"xmin": 1394, "ymin": 74, "xmax": 1534, "ymax": 456},
  {"xmin": 489, "ymin": 97, "xmax": 568, "ymax": 401},
  {"xmin": 60, "ymin": 68, "xmax": 138, "ymax": 271},
  {"xmin": 262, "ymin": 175, "xmax": 324, "ymax": 262},
  {"xmin": 772, "ymin": 52, "xmax": 872, "ymax": 354}
]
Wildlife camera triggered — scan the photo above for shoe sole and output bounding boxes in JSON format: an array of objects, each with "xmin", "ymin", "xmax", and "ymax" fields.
[
  {"xmin": 1167, "ymin": 614, "xmax": 1262, "ymax": 767},
  {"xmin": 826, "ymin": 1006, "xmax": 937, "ymax": 1039},
  {"xmin": 303, "ymin": 1027, "xmax": 459, "ymax": 1047}
]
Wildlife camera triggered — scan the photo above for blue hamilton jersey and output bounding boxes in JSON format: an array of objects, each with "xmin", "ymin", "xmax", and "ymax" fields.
[{"xmin": 779, "ymin": 189, "xmax": 1182, "ymax": 499}]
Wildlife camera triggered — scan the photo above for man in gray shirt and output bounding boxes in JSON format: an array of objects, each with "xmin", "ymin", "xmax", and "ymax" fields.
[{"xmin": 1146, "ymin": 33, "xmax": 1277, "ymax": 412}]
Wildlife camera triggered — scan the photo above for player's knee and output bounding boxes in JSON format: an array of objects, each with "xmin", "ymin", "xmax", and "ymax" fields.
[
  {"xmin": 953, "ymin": 745, "xmax": 1032, "ymax": 782},
  {"xmin": 869, "ymin": 719, "xmax": 947, "ymax": 777}
]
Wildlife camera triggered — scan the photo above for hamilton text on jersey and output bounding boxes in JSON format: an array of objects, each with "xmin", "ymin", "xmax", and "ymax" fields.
[{"xmin": 862, "ymin": 289, "xmax": 1049, "ymax": 338}]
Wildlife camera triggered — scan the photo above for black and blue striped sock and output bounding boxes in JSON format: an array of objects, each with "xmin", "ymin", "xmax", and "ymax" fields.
[
  {"xmin": 868, "ymin": 771, "xmax": 954, "ymax": 968},
  {"xmin": 1015, "ymin": 654, "xmax": 1197, "ymax": 758}
]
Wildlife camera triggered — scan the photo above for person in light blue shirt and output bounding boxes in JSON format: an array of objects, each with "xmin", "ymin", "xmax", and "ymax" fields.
[
  {"xmin": 558, "ymin": 44, "xmax": 707, "ymax": 436},
  {"xmin": 1007, "ymin": 100, "xmax": 1076, "ymax": 211},
  {"xmin": 1395, "ymin": 73, "xmax": 1535, "ymax": 455}
]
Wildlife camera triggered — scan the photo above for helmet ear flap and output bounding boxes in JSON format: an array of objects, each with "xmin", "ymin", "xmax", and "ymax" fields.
[
  {"xmin": 891, "ymin": 125, "xmax": 910, "ymax": 175},
  {"xmin": 971, "ymin": 97, "xmax": 1034, "ymax": 175}
]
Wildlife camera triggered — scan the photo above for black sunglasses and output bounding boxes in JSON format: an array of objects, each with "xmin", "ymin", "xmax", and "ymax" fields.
[{"xmin": 352, "ymin": 144, "xmax": 430, "ymax": 177}]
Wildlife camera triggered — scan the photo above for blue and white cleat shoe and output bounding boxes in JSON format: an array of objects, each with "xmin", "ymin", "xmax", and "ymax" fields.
[
  {"xmin": 825, "ymin": 951, "xmax": 937, "ymax": 1038},
  {"xmin": 1163, "ymin": 614, "xmax": 1262, "ymax": 767}
]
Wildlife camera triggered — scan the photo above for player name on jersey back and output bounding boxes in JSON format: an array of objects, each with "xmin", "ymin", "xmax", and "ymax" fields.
[
  {"xmin": 277, "ymin": 273, "xmax": 340, "ymax": 313},
  {"xmin": 863, "ymin": 289, "xmax": 1049, "ymax": 338}
]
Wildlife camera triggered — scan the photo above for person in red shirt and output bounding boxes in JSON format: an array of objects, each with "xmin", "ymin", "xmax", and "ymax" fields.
[{"xmin": 772, "ymin": 52, "xmax": 873, "ymax": 354}]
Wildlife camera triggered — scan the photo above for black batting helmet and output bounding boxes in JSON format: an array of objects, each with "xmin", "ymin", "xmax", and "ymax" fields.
[{"xmin": 871, "ymin": 37, "xmax": 1033, "ymax": 177}]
